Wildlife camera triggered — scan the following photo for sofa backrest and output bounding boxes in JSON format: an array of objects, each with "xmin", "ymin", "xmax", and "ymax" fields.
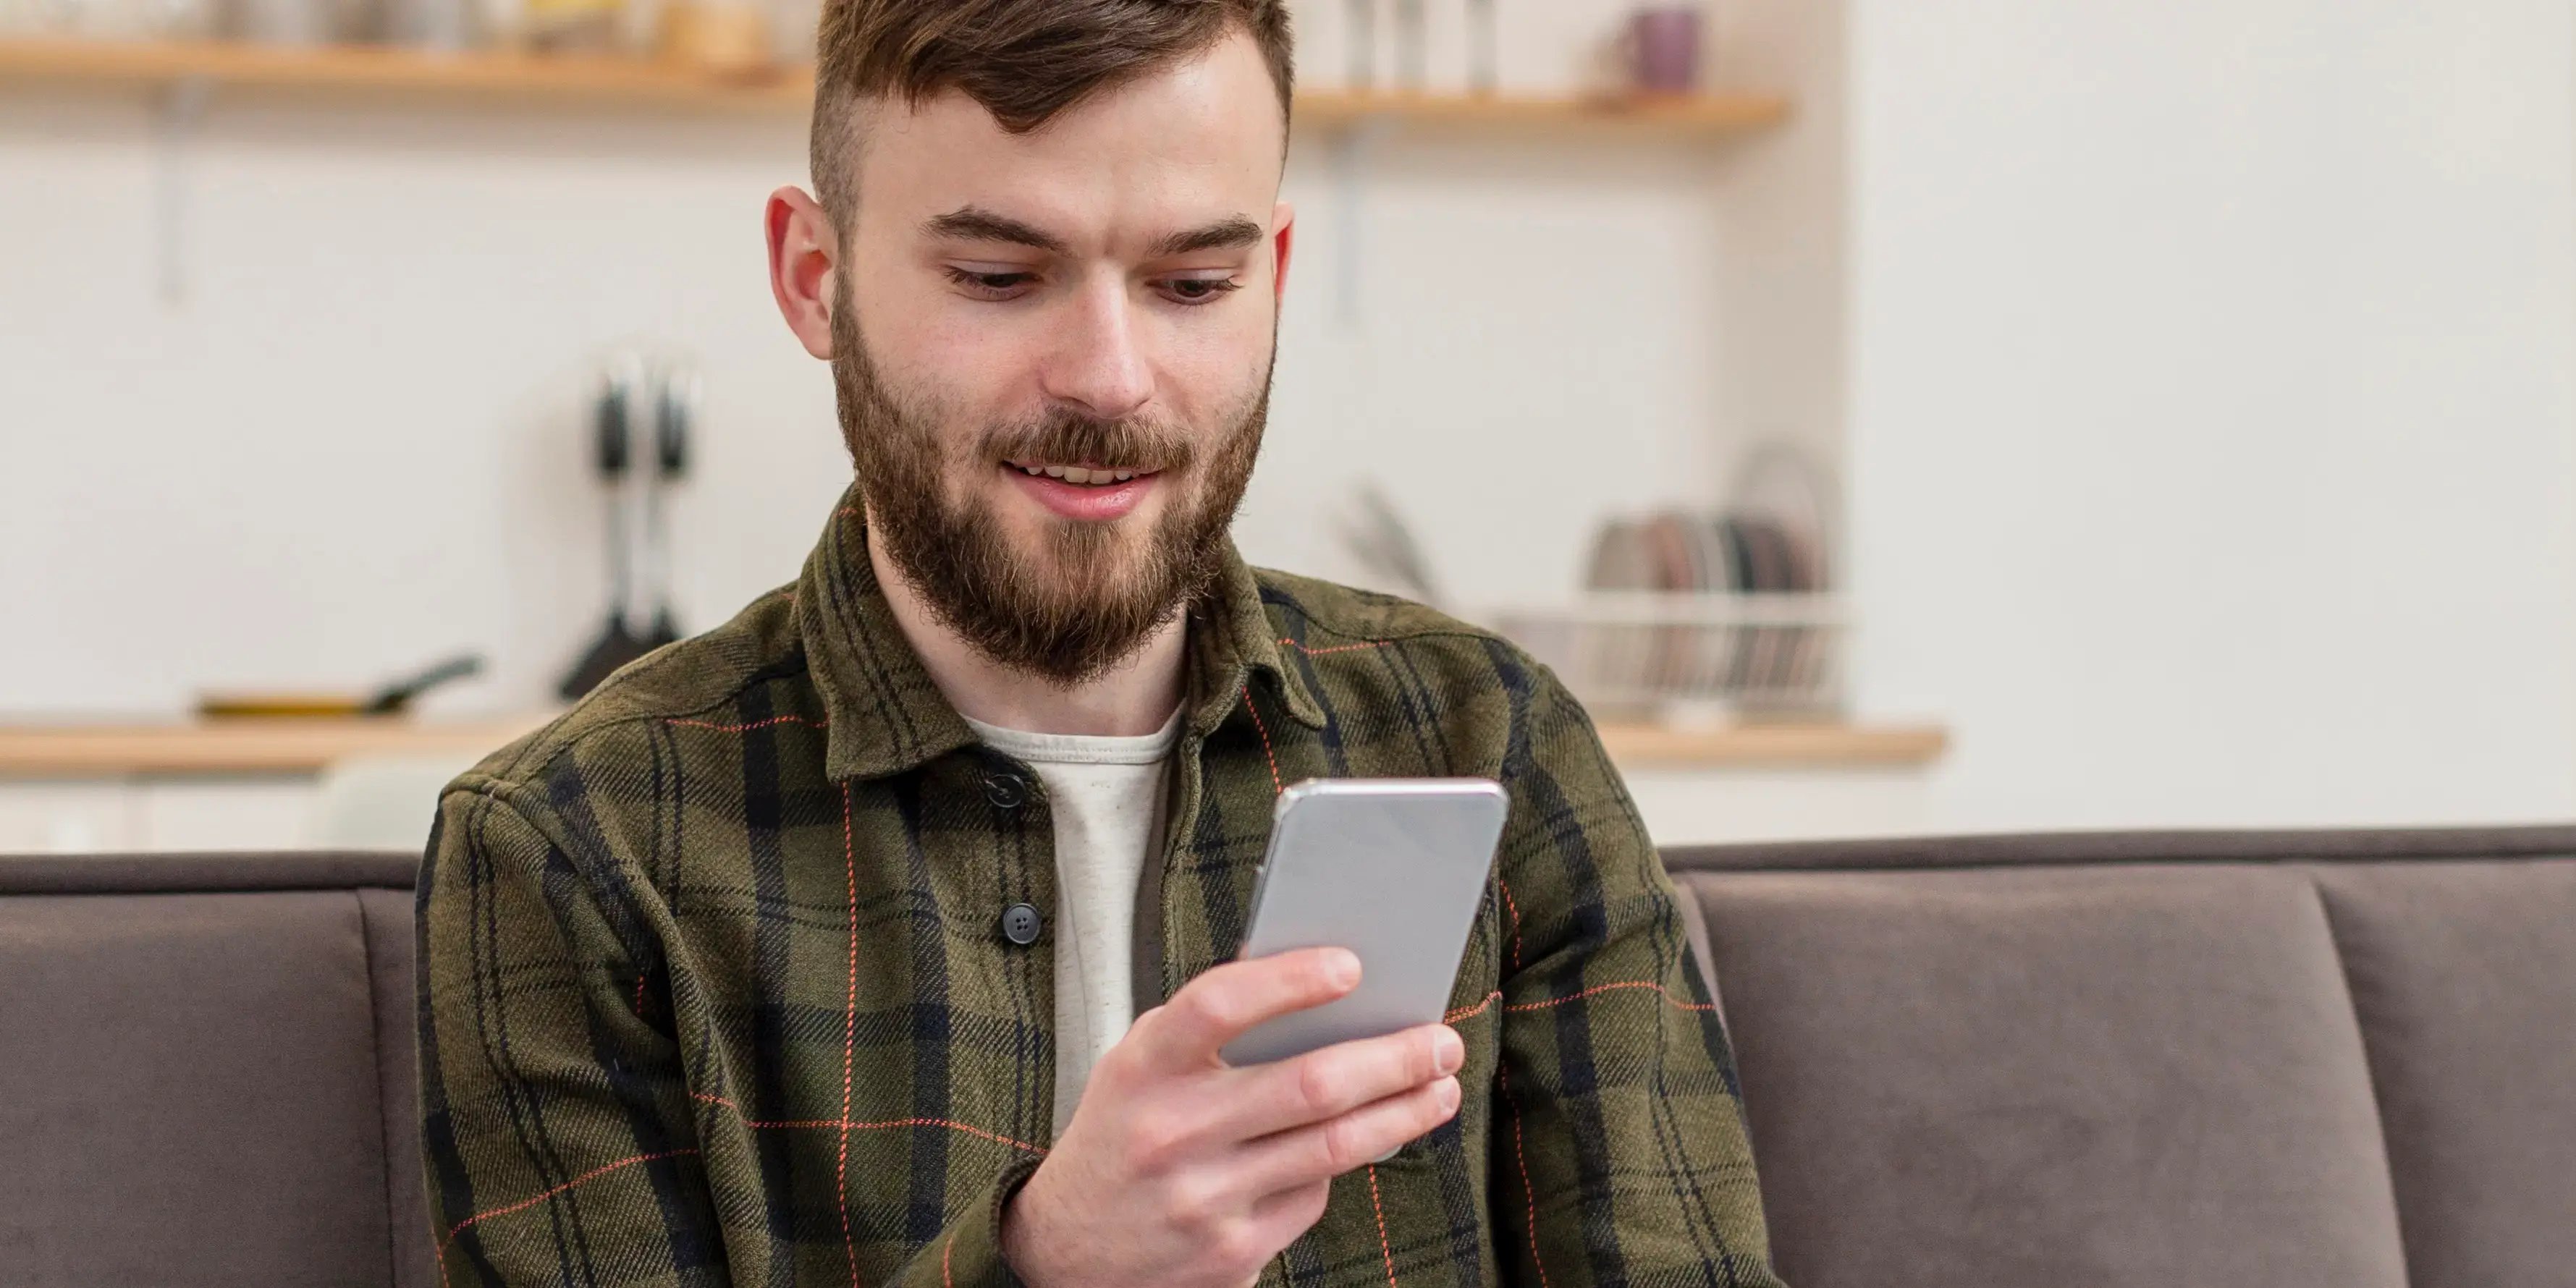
[
  {"xmin": 4, "ymin": 829, "xmax": 2571, "ymax": 1288},
  {"xmin": 1665, "ymin": 827, "xmax": 2576, "ymax": 1288},
  {"xmin": 0, "ymin": 854, "xmax": 433, "ymax": 1288}
]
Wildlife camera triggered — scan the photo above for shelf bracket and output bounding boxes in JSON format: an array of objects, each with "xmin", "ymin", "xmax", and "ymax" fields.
[{"xmin": 152, "ymin": 75, "xmax": 214, "ymax": 306}]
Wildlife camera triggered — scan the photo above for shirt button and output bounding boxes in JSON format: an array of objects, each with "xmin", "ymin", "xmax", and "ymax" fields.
[
  {"xmin": 1000, "ymin": 902, "xmax": 1043, "ymax": 946},
  {"xmin": 984, "ymin": 773, "xmax": 1027, "ymax": 809}
]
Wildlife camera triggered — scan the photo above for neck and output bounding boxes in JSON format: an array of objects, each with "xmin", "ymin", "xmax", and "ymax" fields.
[{"xmin": 866, "ymin": 528, "xmax": 1188, "ymax": 738}]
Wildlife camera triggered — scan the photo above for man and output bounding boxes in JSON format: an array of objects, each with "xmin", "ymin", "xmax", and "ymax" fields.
[{"xmin": 416, "ymin": 1, "xmax": 1785, "ymax": 1284}]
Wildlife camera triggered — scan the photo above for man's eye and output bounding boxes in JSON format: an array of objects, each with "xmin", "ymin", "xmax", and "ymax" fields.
[
  {"xmin": 945, "ymin": 267, "xmax": 1036, "ymax": 299},
  {"xmin": 1161, "ymin": 276, "xmax": 1244, "ymax": 305}
]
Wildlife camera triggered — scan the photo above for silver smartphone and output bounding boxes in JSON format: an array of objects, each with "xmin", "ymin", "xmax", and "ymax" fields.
[{"xmin": 1218, "ymin": 777, "xmax": 1511, "ymax": 1068}]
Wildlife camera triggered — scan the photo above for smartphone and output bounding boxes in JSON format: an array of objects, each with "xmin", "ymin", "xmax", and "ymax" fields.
[{"xmin": 1218, "ymin": 777, "xmax": 1511, "ymax": 1068}]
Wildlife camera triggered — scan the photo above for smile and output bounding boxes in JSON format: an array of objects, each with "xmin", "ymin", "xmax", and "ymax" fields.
[
  {"xmin": 1002, "ymin": 459, "xmax": 1157, "ymax": 487},
  {"xmin": 1000, "ymin": 459, "xmax": 1161, "ymax": 522}
]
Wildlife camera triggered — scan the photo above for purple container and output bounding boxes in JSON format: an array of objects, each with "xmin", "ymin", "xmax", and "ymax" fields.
[{"xmin": 1626, "ymin": 6, "xmax": 1704, "ymax": 95}]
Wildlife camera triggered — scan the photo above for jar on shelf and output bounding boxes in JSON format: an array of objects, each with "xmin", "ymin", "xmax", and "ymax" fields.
[{"xmin": 657, "ymin": 0, "xmax": 769, "ymax": 76}]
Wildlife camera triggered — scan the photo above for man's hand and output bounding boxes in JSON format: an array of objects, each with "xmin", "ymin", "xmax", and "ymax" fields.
[{"xmin": 999, "ymin": 947, "xmax": 1464, "ymax": 1287}]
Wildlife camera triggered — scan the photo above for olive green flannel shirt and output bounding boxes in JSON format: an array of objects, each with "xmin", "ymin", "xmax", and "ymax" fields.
[{"xmin": 417, "ymin": 490, "xmax": 1783, "ymax": 1286}]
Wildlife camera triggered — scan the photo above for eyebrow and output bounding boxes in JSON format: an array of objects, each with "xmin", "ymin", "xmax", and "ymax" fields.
[
  {"xmin": 921, "ymin": 207, "xmax": 1070, "ymax": 255},
  {"xmin": 921, "ymin": 206, "xmax": 1266, "ymax": 260},
  {"xmin": 1150, "ymin": 216, "xmax": 1267, "ymax": 258}
]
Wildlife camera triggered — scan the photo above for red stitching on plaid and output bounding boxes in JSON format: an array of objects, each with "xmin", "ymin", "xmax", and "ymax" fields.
[
  {"xmin": 1367, "ymin": 1163, "xmax": 1399, "ymax": 1286},
  {"xmin": 1500, "ymin": 1065, "xmax": 1550, "ymax": 1288},
  {"xmin": 693, "ymin": 1093, "xmax": 1052, "ymax": 1155},
  {"xmin": 942, "ymin": 1234, "xmax": 954, "ymax": 1288},
  {"xmin": 1509, "ymin": 980, "xmax": 1716, "ymax": 1013},
  {"xmin": 1496, "ymin": 877, "xmax": 1525, "ymax": 971},
  {"xmin": 665, "ymin": 715, "xmax": 829, "ymax": 733},
  {"xmin": 440, "ymin": 1148, "xmax": 699, "ymax": 1242},
  {"xmin": 1241, "ymin": 685, "xmax": 1284, "ymax": 795},
  {"xmin": 837, "ymin": 781, "xmax": 863, "ymax": 1288},
  {"xmin": 634, "ymin": 972, "xmax": 649, "ymax": 1016},
  {"xmin": 1443, "ymin": 979, "xmax": 1715, "ymax": 1024},
  {"xmin": 1278, "ymin": 637, "xmax": 1396, "ymax": 657},
  {"xmin": 832, "ymin": 1117, "xmax": 1046, "ymax": 1154},
  {"xmin": 1443, "ymin": 991, "xmax": 1503, "ymax": 1024}
]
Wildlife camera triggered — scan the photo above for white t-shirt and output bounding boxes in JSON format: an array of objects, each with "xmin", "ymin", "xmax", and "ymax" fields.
[{"xmin": 963, "ymin": 709, "xmax": 1182, "ymax": 1138}]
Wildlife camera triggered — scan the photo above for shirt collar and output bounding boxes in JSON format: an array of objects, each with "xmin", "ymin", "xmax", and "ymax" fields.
[{"xmin": 794, "ymin": 486, "xmax": 1325, "ymax": 784}]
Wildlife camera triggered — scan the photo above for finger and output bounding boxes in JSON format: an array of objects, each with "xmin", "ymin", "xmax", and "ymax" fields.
[
  {"xmin": 1208, "ymin": 1022, "xmax": 1463, "ymax": 1141},
  {"xmin": 1234, "ymin": 1075, "xmax": 1464, "ymax": 1195},
  {"xmin": 1131, "ymin": 947, "xmax": 1361, "ymax": 1072}
]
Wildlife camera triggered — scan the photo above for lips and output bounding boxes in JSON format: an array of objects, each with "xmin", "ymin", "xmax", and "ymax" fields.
[{"xmin": 1000, "ymin": 460, "xmax": 1159, "ymax": 522}]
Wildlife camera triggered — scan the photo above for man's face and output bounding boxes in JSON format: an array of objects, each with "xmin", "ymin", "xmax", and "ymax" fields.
[{"xmin": 827, "ymin": 33, "xmax": 1292, "ymax": 685}]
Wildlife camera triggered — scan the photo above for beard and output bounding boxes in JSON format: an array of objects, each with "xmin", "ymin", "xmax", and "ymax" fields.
[{"xmin": 830, "ymin": 289, "xmax": 1271, "ymax": 687}]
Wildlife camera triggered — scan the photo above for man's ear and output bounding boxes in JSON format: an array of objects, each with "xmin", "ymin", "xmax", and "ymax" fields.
[
  {"xmin": 767, "ymin": 186, "xmax": 840, "ymax": 360},
  {"xmin": 1270, "ymin": 200, "xmax": 1296, "ymax": 302}
]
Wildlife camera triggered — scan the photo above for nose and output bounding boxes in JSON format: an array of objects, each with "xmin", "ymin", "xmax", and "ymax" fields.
[{"xmin": 1039, "ymin": 274, "xmax": 1153, "ymax": 422}]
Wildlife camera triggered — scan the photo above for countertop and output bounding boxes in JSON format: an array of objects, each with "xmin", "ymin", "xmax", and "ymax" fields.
[
  {"xmin": 0, "ymin": 718, "xmax": 550, "ymax": 776},
  {"xmin": 0, "ymin": 716, "xmax": 1947, "ymax": 776}
]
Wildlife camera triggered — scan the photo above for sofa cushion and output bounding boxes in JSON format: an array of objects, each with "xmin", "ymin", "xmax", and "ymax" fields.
[
  {"xmin": 0, "ymin": 888, "xmax": 393, "ymax": 1288},
  {"xmin": 362, "ymin": 885, "xmax": 439, "ymax": 1288},
  {"xmin": 1680, "ymin": 863, "xmax": 2410, "ymax": 1288},
  {"xmin": 2314, "ymin": 860, "xmax": 2576, "ymax": 1287}
]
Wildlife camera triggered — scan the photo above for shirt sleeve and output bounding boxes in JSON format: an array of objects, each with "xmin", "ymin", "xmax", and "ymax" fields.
[
  {"xmin": 416, "ymin": 781, "xmax": 727, "ymax": 1286},
  {"xmin": 1487, "ymin": 671, "xmax": 1789, "ymax": 1287},
  {"xmin": 417, "ymin": 779, "xmax": 1047, "ymax": 1287}
]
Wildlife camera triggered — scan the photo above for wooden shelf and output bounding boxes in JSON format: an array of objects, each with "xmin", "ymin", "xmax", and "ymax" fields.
[
  {"xmin": 1595, "ymin": 721, "xmax": 1948, "ymax": 769},
  {"xmin": 0, "ymin": 718, "xmax": 547, "ymax": 776},
  {"xmin": 0, "ymin": 716, "xmax": 1937, "ymax": 776},
  {"xmin": 0, "ymin": 36, "xmax": 1789, "ymax": 133},
  {"xmin": 1295, "ymin": 89, "xmax": 1788, "ymax": 135},
  {"xmin": 0, "ymin": 35, "xmax": 814, "ymax": 109}
]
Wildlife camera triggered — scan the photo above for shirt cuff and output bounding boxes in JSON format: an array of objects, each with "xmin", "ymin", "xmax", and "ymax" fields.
[{"xmin": 910, "ymin": 1153, "xmax": 1046, "ymax": 1287}]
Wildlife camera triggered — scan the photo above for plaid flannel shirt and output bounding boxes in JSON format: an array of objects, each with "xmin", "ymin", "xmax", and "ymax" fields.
[{"xmin": 417, "ymin": 489, "xmax": 1783, "ymax": 1287}]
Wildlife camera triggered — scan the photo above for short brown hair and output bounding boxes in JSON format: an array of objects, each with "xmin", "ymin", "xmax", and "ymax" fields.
[{"xmin": 809, "ymin": 0, "xmax": 1296, "ymax": 223}]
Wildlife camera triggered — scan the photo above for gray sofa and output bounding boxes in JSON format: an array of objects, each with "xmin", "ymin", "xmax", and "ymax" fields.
[{"xmin": 4, "ymin": 829, "xmax": 2571, "ymax": 1287}]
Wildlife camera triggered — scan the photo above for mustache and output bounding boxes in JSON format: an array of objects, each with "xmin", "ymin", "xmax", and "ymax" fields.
[{"xmin": 984, "ymin": 408, "xmax": 1195, "ymax": 475}]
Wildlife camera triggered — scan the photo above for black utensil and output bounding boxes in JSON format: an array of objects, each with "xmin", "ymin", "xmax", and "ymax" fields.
[
  {"xmin": 638, "ymin": 363, "xmax": 695, "ymax": 651},
  {"xmin": 559, "ymin": 358, "xmax": 656, "ymax": 700},
  {"xmin": 363, "ymin": 653, "xmax": 486, "ymax": 715}
]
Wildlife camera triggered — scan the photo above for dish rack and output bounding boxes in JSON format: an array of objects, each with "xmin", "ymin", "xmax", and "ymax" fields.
[
  {"xmin": 1338, "ymin": 443, "xmax": 1846, "ymax": 721},
  {"xmin": 1487, "ymin": 592, "xmax": 1849, "ymax": 721}
]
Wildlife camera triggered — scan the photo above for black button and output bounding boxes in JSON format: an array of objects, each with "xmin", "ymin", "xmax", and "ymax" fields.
[
  {"xmin": 1000, "ymin": 902, "xmax": 1043, "ymax": 946},
  {"xmin": 984, "ymin": 773, "xmax": 1026, "ymax": 809}
]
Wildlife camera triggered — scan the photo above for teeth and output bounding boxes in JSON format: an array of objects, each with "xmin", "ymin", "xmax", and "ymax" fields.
[{"xmin": 1017, "ymin": 462, "xmax": 1141, "ymax": 486}]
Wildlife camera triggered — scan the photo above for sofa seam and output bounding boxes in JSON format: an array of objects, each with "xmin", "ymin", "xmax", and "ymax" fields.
[
  {"xmin": 2301, "ymin": 864, "xmax": 2420, "ymax": 1288},
  {"xmin": 352, "ymin": 886, "xmax": 407, "ymax": 1287}
]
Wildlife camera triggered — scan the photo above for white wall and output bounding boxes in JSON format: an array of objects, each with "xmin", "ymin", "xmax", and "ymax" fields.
[
  {"xmin": 12, "ymin": 0, "xmax": 2572, "ymax": 839},
  {"xmin": 2, "ymin": 0, "xmax": 1790, "ymax": 716},
  {"xmin": 1844, "ymin": 0, "xmax": 2576, "ymax": 829}
]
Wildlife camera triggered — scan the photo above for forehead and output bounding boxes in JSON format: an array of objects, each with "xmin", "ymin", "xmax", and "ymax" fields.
[{"xmin": 847, "ymin": 32, "xmax": 1288, "ymax": 250}]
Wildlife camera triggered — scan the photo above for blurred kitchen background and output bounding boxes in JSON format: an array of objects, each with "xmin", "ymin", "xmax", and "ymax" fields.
[{"xmin": 4, "ymin": 0, "xmax": 2572, "ymax": 853}]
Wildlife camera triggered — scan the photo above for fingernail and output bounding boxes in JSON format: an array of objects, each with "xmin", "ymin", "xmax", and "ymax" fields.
[
  {"xmin": 1435, "ymin": 1028, "xmax": 1464, "ymax": 1075},
  {"xmin": 1325, "ymin": 949, "xmax": 1361, "ymax": 987},
  {"xmin": 1438, "ymin": 1077, "xmax": 1461, "ymax": 1112}
]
